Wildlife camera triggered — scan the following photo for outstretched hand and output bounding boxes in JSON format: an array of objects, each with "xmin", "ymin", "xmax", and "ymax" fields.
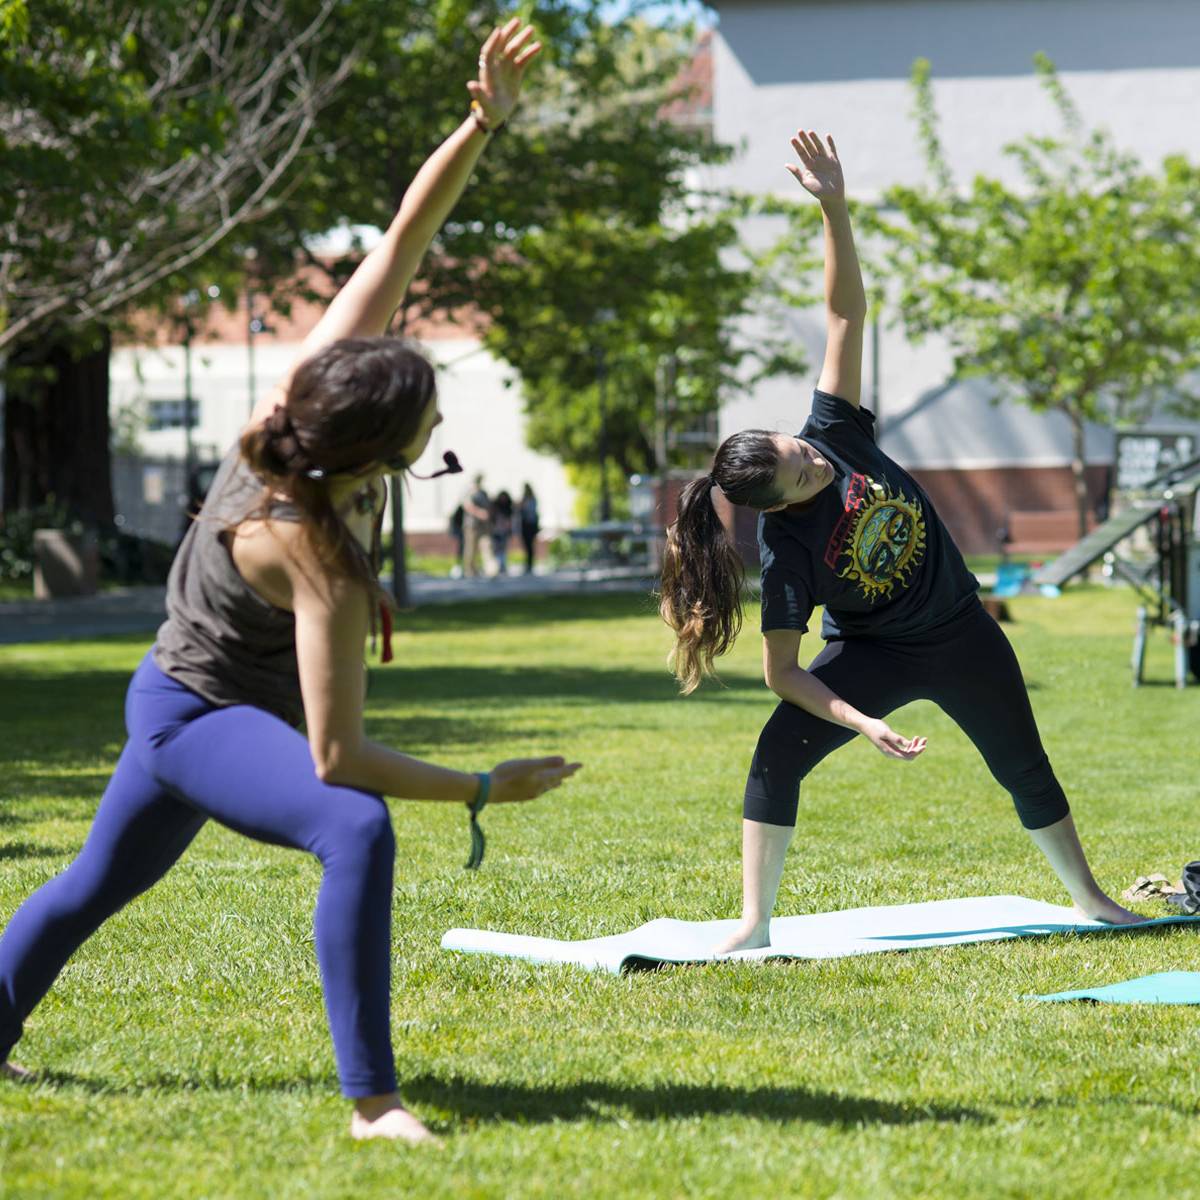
[
  {"xmin": 786, "ymin": 129, "xmax": 845, "ymax": 201},
  {"xmin": 468, "ymin": 18, "xmax": 542, "ymax": 128},
  {"xmin": 859, "ymin": 718, "xmax": 926, "ymax": 762},
  {"xmin": 488, "ymin": 756, "xmax": 582, "ymax": 803}
]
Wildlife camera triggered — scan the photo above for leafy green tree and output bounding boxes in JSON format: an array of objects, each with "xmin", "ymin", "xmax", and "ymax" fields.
[
  {"xmin": 0, "ymin": 0, "xmax": 349, "ymax": 353},
  {"xmin": 480, "ymin": 204, "xmax": 811, "ymax": 519},
  {"xmin": 875, "ymin": 55, "xmax": 1200, "ymax": 535},
  {"xmin": 0, "ymin": 0, "xmax": 350, "ymax": 522}
]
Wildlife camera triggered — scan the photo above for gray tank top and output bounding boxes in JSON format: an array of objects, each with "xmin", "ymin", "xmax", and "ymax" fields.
[{"xmin": 153, "ymin": 446, "xmax": 305, "ymax": 726}]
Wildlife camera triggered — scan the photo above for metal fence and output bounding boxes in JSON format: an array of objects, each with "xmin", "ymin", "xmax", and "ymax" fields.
[{"xmin": 111, "ymin": 453, "xmax": 192, "ymax": 547}]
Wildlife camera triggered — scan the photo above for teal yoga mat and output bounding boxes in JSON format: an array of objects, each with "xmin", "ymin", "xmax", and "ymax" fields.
[
  {"xmin": 1036, "ymin": 971, "xmax": 1200, "ymax": 1004},
  {"xmin": 441, "ymin": 895, "xmax": 1200, "ymax": 975}
]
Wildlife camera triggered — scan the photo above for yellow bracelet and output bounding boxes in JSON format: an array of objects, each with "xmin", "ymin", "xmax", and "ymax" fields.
[{"xmin": 470, "ymin": 100, "xmax": 506, "ymax": 136}]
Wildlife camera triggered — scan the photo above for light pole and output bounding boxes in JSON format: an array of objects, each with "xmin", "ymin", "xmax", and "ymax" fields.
[
  {"xmin": 246, "ymin": 286, "xmax": 273, "ymax": 419},
  {"xmin": 180, "ymin": 285, "xmax": 220, "ymax": 519},
  {"xmin": 593, "ymin": 307, "xmax": 616, "ymax": 524},
  {"xmin": 390, "ymin": 481, "xmax": 409, "ymax": 608},
  {"xmin": 180, "ymin": 291, "xmax": 198, "ymax": 498}
]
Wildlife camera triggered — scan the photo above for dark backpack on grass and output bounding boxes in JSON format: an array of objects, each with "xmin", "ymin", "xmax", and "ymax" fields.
[{"xmin": 1167, "ymin": 862, "xmax": 1200, "ymax": 915}]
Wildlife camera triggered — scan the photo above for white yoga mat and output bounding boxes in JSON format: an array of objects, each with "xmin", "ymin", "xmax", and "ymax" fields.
[{"xmin": 441, "ymin": 896, "xmax": 1200, "ymax": 975}]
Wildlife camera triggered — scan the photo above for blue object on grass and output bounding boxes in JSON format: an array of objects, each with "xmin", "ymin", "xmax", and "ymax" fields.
[
  {"xmin": 1036, "ymin": 971, "xmax": 1200, "ymax": 1004},
  {"xmin": 993, "ymin": 563, "xmax": 1031, "ymax": 598}
]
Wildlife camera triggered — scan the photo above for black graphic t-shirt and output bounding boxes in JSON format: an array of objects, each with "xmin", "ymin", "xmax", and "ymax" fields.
[{"xmin": 758, "ymin": 390, "xmax": 979, "ymax": 640}]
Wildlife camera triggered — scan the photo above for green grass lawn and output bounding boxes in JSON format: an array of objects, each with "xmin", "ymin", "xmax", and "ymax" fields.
[{"xmin": 1, "ymin": 587, "xmax": 1198, "ymax": 1199}]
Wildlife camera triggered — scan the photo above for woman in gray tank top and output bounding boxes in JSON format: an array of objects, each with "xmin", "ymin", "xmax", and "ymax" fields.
[{"xmin": 0, "ymin": 21, "xmax": 579, "ymax": 1146}]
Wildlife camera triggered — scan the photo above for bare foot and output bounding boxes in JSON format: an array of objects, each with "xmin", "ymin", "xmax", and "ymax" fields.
[
  {"xmin": 1072, "ymin": 896, "xmax": 1145, "ymax": 925},
  {"xmin": 1, "ymin": 1061, "xmax": 35, "ymax": 1083},
  {"xmin": 350, "ymin": 1093, "xmax": 441, "ymax": 1145},
  {"xmin": 714, "ymin": 922, "xmax": 771, "ymax": 955}
]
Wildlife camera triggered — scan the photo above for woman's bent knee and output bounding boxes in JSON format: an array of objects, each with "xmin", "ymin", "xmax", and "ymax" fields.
[
  {"xmin": 1002, "ymin": 754, "xmax": 1070, "ymax": 830},
  {"xmin": 322, "ymin": 795, "xmax": 394, "ymax": 866}
]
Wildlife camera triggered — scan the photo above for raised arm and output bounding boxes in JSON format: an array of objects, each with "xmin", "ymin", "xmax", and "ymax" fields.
[
  {"xmin": 786, "ymin": 131, "xmax": 868, "ymax": 407},
  {"xmin": 249, "ymin": 20, "xmax": 541, "ymax": 427}
]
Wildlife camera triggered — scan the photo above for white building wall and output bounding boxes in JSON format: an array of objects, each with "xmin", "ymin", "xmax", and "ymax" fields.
[
  {"xmin": 711, "ymin": 0, "xmax": 1200, "ymax": 460},
  {"xmin": 714, "ymin": 0, "xmax": 1200, "ymax": 201},
  {"xmin": 109, "ymin": 338, "xmax": 576, "ymax": 536}
]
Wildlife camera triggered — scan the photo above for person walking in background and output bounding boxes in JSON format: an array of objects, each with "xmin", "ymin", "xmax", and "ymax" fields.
[
  {"xmin": 519, "ymin": 483, "xmax": 540, "ymax": 574},
  {"xmin": 461, "ymin": 474, "xmax": 490, "ymax": 578},
  {"xmin": 448, "ymin": 502, "xmax": 465, "ymax": 578},
  {"xmin": 490, "ymin": 489, "xmax": 514, "ymax": 575}
]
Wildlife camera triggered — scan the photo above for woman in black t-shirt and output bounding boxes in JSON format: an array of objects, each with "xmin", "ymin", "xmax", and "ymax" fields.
[{"xmin": 659, "ymin": 130, "xmax": 1138, "ymax": 952}]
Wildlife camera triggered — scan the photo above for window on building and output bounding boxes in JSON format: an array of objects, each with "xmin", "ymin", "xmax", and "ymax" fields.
[{"xmin": 146, "ymin": 399, "xmax": 200, "ymax": 431}]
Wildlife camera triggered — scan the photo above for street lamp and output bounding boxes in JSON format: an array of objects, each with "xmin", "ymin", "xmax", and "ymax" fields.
[
  {"xmin": 593, "ymin": 307, "xmax": 617, "ymax": 523},
  {"xmin": 179, "ymin": 285, "xmax": 220, "ymax": 521},
  {"xmin": 246, "ymin": 295, "xmax": 274, "ymax": 418}
]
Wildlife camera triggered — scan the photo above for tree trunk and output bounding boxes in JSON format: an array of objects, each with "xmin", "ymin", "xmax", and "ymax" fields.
[
  {"xmin": 2, "ymin": 330, "xmax": 114, "ymax": 528},
  {"xmin": 1066, "ymin": 404, "xmax": 1091, "ymax": 540}
]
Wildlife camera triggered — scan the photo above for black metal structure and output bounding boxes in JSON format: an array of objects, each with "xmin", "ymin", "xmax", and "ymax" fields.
[{"xmin": 1033, "ymin": 455, "xmax": 1200, "ymax": 687}]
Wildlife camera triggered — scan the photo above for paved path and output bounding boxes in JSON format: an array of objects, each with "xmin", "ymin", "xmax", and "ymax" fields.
[{"xmin": 0, "ymin": 568, "xmax": 657, "ymax": 645}]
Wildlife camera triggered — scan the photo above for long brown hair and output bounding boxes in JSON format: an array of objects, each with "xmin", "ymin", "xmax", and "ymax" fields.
[
  {"xmin": 659, "ymin": 430, "xmax": 783, "ymax": 693},
  {"xmin": 239, "ymin": 337, "xmax": 436, "ymax": 607}
]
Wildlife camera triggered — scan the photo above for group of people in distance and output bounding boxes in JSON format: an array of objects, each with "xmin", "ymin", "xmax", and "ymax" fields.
[
  {"xmin": 451, "ymin": 476, "xmax": 539, "ymax": 577},
  {"xmin": 0, "ymin": 20, "xmax": 1139, "ymax": 1146}
]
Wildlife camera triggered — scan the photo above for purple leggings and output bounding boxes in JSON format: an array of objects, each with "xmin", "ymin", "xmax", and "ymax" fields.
[{"xmin": 0, "ymin": 653, "xmax": 396, "ymax": 1098}]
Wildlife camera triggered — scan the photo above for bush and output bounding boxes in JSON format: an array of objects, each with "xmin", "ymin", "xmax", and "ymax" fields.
[
  {"xmin": 0, "ymin": 503, "xmax": 82, "ymax": 581},
  {"xmin": 0, "ymin": 506, "xmax": 173, "ymax": 585}
]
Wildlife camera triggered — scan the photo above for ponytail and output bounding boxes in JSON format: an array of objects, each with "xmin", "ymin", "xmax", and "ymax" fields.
[{"xmin": 659, "ymin": 475, "xmax": 747, "ymax": 694}]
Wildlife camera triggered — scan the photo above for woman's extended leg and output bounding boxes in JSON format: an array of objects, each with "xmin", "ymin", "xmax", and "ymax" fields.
[
  {"xmin": 929, "ymin": 605, "xmax": 1138, "ymax": 923},
  {"xmin": 721, "ymin": 639, "xmax": 923, "ymax": 952},
  {"xmin": 139, "ymin": 701, "xmax": 400, "ymax": 1098},
  {"xmin": 128, "ymin": 676, "xmax": 434, "ymax": 1140},
  {"xmin": 0, "ymin": 742, "xmax": 207, "ymax": 1068}
]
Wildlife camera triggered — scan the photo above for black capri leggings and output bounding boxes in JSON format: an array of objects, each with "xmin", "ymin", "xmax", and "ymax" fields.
[{"xmin": 743, "ymin": 599, "xmax": 1069, "ymax": 831}]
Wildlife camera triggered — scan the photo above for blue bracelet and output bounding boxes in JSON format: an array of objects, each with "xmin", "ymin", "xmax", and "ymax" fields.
[{"xmin": 465, "ymin": 772, "xmax": 490, "ymax": 869}]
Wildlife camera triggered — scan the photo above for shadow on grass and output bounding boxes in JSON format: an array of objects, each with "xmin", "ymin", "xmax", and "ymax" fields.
[
  {"xmin": 396, "ymin": 591, "xmax": 662, "ymax": 633},
  {"xmin": 401, "ymin": 1073, "xmax": 992, "ymax": 1129},
  {"xmin": 0, "ymin": 658, "xmax": 763, "ymax": 736},
  {"xmin": 26, "ymin": 1068, "xmax": 991, "ymax": 1129},
  {"xmin": 0, "ymin": 841, "xmax": 65, "ymax": 861},
  {"xmin": 369, "ymin": 664, "xmax": 764, "ymax": 709},
  {"xmin": 29, "ymin": 1067, "xmax": 335, "ymax": 1097},
  {"xmin": 4, "ymin": 769, "xmax": 115, "ymax": 801},
  {"xmin": 363, "ymin": 713, "xmax": 524, "ymax": 751}
]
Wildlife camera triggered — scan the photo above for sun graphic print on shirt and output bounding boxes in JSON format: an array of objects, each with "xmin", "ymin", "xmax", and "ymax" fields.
[{"xmin": 836, "ymin": 477, "xmax": 928, "ymax": 601}]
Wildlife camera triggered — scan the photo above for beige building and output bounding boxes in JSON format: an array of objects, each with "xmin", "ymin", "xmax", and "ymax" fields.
[{"xmin": 109, "ymin": 257, "xmax": 576, "ymax": 554}]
